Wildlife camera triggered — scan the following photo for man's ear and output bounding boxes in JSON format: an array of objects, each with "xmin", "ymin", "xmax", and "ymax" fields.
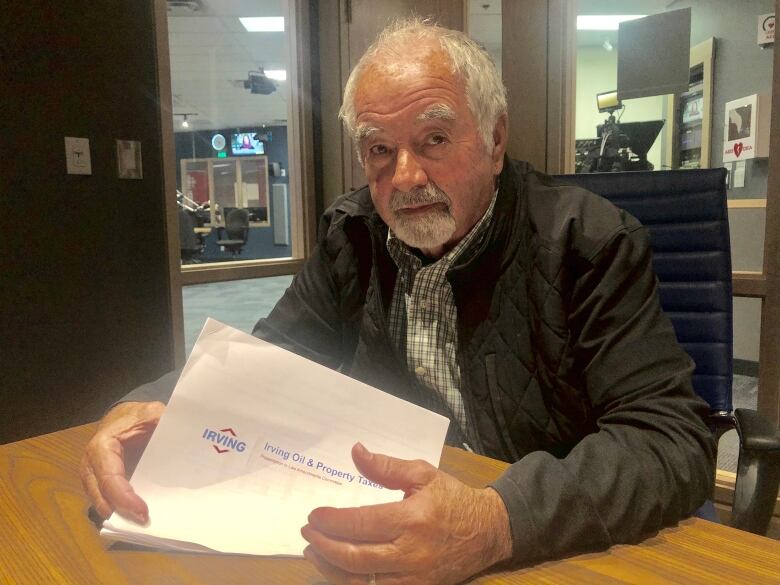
[{"xmin": 491, "ymin": 113, "xmax": 509, "ymax": 174}]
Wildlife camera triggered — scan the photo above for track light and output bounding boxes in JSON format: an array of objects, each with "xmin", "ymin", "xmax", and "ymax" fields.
[{"xmin": 175, "ymin": 112, "xmax": 197, "ymax": 129}]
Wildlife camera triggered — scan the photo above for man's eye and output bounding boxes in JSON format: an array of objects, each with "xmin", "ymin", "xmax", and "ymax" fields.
[
  {"xmin": 369, "ymin": 144, "xmax": 390, "ymax": 156},
  {"xmin": 428, "ymin": 134, "xmax": 447, "ymax": 145}
]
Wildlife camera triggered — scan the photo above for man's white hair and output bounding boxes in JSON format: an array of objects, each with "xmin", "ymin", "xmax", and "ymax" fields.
[{"xmin": 339, "ymin": 17, "xmax": 507, "ymax": 156}]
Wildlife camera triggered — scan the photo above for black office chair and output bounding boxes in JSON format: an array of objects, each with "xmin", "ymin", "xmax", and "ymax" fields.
[
  {"xmin": 178, "ymin": 208, "xmax": 202, "ymax": 262},
  {"xmin": 216, "ymin": 208, "xmax": 250, "ymax": 258},
  {"xmin": 553, "ymin": 168, "xmax": 780, "ymax": 535}
]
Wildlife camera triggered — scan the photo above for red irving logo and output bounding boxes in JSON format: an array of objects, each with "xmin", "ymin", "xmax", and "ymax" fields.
[{"xmin": 202, "ymin": 427, "xmax": 247, "ymax": 454}]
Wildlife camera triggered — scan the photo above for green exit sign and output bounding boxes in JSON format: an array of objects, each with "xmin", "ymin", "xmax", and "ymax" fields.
[{"xmin": 217, "ymin": 152, "xmax": 227, "ymax": 158}]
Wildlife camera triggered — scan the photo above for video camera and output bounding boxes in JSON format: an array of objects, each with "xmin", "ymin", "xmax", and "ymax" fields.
[{"xmin": 576, "ymin": 90, "xmax": 664, "ymax": 173}]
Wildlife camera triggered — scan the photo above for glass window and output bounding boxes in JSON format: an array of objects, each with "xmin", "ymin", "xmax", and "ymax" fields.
[
  {"xmin": 574, "ymin": 0, "xmax": 773, "ymax": 183},
  {"xmin": 467, "ymin": 0, "xmax": 502, "ymax": 76},
  {"xmin": 167, "ymin": 0, "xmax": 296, "ymax": 267}
]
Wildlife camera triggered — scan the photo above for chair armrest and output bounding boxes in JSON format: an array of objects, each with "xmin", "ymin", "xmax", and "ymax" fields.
[
  {"xmin": 735, "ymin": 408, "xmax": 780, "ymax": 451},
  {"xmin": 731, "ymin": 408, "xmax": 780, "ymax": 535},
  {"xmin": 708, "ymin": 411, "xmax": 735, "ymax": 442}
]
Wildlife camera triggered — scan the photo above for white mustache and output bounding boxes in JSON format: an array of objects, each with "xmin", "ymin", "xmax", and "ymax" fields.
[{"xmin": 390, "ymin": 184, "xmax": 451, "ymax": 212}]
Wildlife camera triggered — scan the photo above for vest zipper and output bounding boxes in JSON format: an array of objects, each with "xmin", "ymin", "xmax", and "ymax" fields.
[
  {"xmin": 457, "ymin": 342, "xmax": 488, "ymax": 456},
  {"xmin": 364, "ymin": 219, "xmax": 411, "ymax": 382}
]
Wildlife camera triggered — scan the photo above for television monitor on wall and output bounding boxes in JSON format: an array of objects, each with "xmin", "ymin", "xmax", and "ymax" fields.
[
  {"xmin": 231, "ymin": 132, "xmax": 265, "ymax": 155},
  {"xmin": 617, "ymin": 8, "xmax": 691, "ymax": 100}
]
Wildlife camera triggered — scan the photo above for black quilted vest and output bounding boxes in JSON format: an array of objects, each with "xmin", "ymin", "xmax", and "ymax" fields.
[{"xmin": 340, "ymin": 160, "xmax": 599, "ymax": 463}]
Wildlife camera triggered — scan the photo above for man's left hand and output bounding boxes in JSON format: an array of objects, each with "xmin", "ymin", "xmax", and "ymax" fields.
[{"xmin": 301, "ymin": 443, "xmax": 512, "ymax": 585}]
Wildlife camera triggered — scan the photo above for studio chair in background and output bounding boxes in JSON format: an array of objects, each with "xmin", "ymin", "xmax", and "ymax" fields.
[
  {"xmin": 217, "ymin": 208, "xmax": 250, "ymax": 258},
  {"xmin": 553, "ymin": 168, "xmax": 780, "ymax": 535},
  {"xmin": 178, "ymin": 208, "xmax": 202, "ymax": 262}
]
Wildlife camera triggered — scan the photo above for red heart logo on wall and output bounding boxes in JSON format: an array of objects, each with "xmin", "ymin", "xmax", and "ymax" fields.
[{"xmin": 734, "ymin": 142, "xmax": 744, "ymax": 157}]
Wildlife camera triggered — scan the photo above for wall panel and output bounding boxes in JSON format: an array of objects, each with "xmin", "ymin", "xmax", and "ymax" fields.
[{"xmin": 0, "ymin": 0, "xmax": 176, "ymax": 442}]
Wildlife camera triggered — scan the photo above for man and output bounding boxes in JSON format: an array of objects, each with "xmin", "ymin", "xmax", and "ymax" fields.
[{"xmin": 81, "ymin": 19, "xmax": 716, "ymax": 585}]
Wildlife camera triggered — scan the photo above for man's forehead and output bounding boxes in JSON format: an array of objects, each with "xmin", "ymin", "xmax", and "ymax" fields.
[
  {"xmin": 355, "ymin": 103, "xmax": 456, "ymax": 140},
  {"xmin": 355, "ymin": 45, "xmax": 458, "ymax": 98},
  {"xmin": 354, "ymin": 61, "xmax": 463, "ymax": 120},
  {"xmin": 364, "ymin": 40, "xmax": 451, "ymax": 77}
]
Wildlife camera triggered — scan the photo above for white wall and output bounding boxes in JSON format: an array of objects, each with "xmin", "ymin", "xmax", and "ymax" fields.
[
  {"xmin": 729, "ymin": 206, "xmax": 766, "ymax": 361},
  {"xmin": 576, "ymin": 47, "xmax": 666, "ymax": 170},
  {"xmin": 733, "ymin": 297, "xmax": 762, "ymax": 362}
]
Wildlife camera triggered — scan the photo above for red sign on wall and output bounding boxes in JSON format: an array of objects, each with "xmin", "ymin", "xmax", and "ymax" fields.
[{"xmin": 185, "ymin": 170, "xmax": 209, "ymax": 205}]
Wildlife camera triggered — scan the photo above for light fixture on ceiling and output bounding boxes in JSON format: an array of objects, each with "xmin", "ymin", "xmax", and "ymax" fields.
[
  {"xmin": 264, "ymin": 69, "xmax": 287, "ymax": 81},
  {"xmin": 577, "ymin": 15, "xmax": 645, "ymax": 31},
  {"xmin": 166, "ymin": 0, "xmax": 204, "ymax": 15},
  {"xmin": 176, "ymin": 113, "xmax": 197, "ymax": 128},
  {"xmin": 239, "ymin": 16, "xmax": 285, "ymax": 32},
  {"xmin": 242, "ymin": 69, "xmax": 277, "ymax": 95}
]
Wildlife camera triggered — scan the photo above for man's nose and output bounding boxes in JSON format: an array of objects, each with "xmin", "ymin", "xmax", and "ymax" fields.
[{"xmin": 392, "ymin": 149, "xmax": 428, "ymax": 192}]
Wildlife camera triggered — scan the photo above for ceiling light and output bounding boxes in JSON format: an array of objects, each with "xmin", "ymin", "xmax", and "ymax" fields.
[
  {"xmin": 577, "ymin": 15, "xmax": 645, "ymax": 31},
  {"xmin": 176, "ymin": 112, "xmax": 197, "ymax": 128},
  {"xmin": 264, "ymin": 69, "xmax": 287, "ymax": 81},
  {"xmin": 239, "ymin": 17, "xmax": 285, "ymax": 32}
]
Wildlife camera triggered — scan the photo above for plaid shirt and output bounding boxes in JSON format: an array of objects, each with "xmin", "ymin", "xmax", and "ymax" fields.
[{"xmin": 386, "ymin": 193, "xmax": 497, "ymax": 438}]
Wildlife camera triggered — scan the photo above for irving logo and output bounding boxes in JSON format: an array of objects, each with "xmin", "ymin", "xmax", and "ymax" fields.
[{"xmin": 202, "ymin": 427, "xmax": 247, "ymax": 454}]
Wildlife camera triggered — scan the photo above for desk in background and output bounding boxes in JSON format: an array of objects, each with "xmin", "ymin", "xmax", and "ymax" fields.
[{"xmin": 1, "ymin": 424, "xmax": 779, "ymax": 584}]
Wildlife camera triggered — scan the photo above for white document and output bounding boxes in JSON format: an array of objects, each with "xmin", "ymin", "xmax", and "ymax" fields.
[{"xmin": 101, "ymin": 319, "xmax": 449, "ymax": 556}]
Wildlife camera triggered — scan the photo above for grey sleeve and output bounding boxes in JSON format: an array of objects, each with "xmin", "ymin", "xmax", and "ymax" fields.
[{"xmin": 114, "ymin": 368, "xmax": 182, "ymax": 407}]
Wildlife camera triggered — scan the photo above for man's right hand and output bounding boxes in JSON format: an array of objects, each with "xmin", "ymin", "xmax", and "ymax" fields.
[{"xmin": 80, "ymin": 401, "xmax": 165, "ymax": 523}]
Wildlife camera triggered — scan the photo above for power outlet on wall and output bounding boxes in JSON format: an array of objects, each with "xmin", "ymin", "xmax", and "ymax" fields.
[{"xmin": 64, "ymin": 137, "xmax": 92, "ymax": 175}]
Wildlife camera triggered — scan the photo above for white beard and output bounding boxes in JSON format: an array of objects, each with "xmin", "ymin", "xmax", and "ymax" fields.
[{"xmin": 390, "ymin": 184, "xmax": 456, "ymax": 250}]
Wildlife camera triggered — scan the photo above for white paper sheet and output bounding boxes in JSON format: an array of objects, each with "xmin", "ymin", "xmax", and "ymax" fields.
[{"xmin": 101, "ymin": 319, "xmax": 449, "ymax": 556}]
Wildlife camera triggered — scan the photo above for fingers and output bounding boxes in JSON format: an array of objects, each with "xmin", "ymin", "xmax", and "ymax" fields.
[
  {"xmin": 84, "ymin": 433, "xmax": 149, "ymax": 523},
  {"xmin": 301, "ymin": 524, "xmax": 408, "ymax": 574},
  {"xmin": 79, "ymin": 455, "xmax": 113, "ymax": 519},
  {"xmin": 304, "ymin": 545, "xmax": 367, "ymax": 585},
  {"xmin": 304, "ymin": 546, "xmax": 412, "ymax": 585},
  {"xmin": 80, "ymin": 402, "xmax": 163, "ymax": 523},
  {"xmin": 351, "ymin": 443, "xmax": 436, "ymax": 493},
  {"xmin": 307, "ymin": 446, "xmax": 439, "ymax": 542},
  {"xmin": 307, "ymin": 501, "xmax": 405, "ymax": 542}
]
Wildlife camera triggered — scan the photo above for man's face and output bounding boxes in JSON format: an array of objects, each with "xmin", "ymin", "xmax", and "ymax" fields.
[{"xmin": 354, "ymin": 48, "xmax": 507, "ymax": 258}]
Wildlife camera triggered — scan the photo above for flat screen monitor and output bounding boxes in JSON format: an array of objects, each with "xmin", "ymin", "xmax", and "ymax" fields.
[
  {"xmin": 617, "ymin": 8, "xmax": 691, "ymax": 100},
  {"xmin": 596, "ymin": 90, "xmax": 622, "ymax": 113},
  {"xmin": 231, "ymin": 133, "xmax": 265, "ymax": 156}
]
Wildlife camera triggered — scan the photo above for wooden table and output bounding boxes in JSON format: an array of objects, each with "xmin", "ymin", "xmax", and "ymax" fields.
[{"xmin": 2, "ymin": 424, "xmax": 779, "ymax": 585}]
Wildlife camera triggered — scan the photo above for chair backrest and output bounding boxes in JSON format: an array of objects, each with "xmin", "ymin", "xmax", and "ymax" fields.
[
  {"xmin": 178, "ymin": 208, "xmax": 198, "ymax": 251},
  {"xmin": 225, "ymin": 208, "xmax": 250, "ymax": 240},
  {"xmin": 552, "ymin": 169, "xmax": 733, "ymax": 415}
]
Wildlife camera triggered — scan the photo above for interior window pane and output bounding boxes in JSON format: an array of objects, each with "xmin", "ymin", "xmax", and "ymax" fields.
[
  {"xmin": 168, "ymin": 0, "xmax": 294, "ymax": 266},
  {"xmin": 467, "ymin": 0, "xmax": 502, "ymax": 76},
  {"xmin": 574, "ymin": 0, "xmax": 773, "ymax": 187}
]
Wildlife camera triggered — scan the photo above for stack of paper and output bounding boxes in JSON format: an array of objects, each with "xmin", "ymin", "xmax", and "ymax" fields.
[{"xmin": 101, "ymin": 319, "xmax": 449, "ymax": 555}]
